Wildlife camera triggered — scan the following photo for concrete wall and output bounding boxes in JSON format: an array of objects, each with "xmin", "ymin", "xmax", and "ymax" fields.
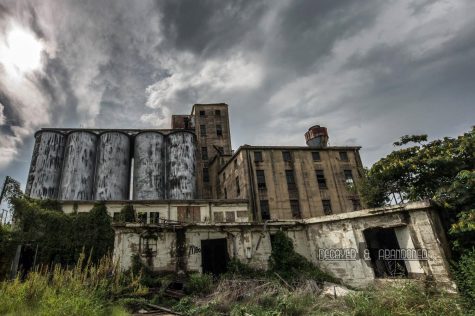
[
  {"xmin": 61, "ymin": 200, "xmax": 249, "ymax": 224},
  {"xmin": 113, "ymin": 202, "xmax": 454, "ymax": 289}
]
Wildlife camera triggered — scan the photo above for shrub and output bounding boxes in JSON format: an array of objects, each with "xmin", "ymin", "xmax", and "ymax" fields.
[
  {"xmin": 269, "ymin": 230, "xmax": 334, "ymax": 282},
  {"xmin": 346, "ymin": 282, "xmax": 463, "ymax": 316},
  {"xmin": 0, "ymin": 254, "xmax": 143, "ymax": 315},
  {"xmin": 185, "ymin": 273, "xmax": 214, "ymax": 296},
  {"xmin": 454, "ymin": 249, "xmax": 475, "ymax": 309}
]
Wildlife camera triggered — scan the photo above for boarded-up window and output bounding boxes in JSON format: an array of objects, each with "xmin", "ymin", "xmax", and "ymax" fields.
[
  {"xmin": 226, "ymin": 211, "xmax": 236, "ymax": 222},
  {"xmin": 214, "ymin": 212, "xmax": 224, "ymax": 222},
  {"xmin": 177, "ymin": 206, "xmax": 201, "ymax": 223}
]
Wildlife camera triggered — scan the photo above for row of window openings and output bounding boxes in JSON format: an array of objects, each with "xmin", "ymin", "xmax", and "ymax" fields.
[
  {"xmin": 256, "ymin": 169, "xmax": 354, "ymax": 190},
  {"xmin": 200, "ymin": 125, "xmax": 223, "ymax": 137},
  {"xmin": 199, "ymin": 109, "xmax": 221, "ymax": 117},
  {"xmin": 260, "ymin": 198, "xmax": 336, "ymax": 220},
  {"xmin": 254, "ymin": 150, "xmax": 349, "ymax": 162}
]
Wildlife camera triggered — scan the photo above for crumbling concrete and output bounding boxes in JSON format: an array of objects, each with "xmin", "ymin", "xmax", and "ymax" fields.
[{"xmin": 112, "ymin": 201, "xmax": 454, "ymax": 289}]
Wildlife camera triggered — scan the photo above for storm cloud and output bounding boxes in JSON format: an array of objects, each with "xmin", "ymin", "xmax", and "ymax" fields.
[{"xmin": 0, "ymin": 0, "xmax": 474, "ymax": 189}]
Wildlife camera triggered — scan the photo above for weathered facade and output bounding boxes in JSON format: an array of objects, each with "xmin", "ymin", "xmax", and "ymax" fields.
[
  {"xmin": 113, "ymin": 201, "xmax": 454, "ymax": 289},
  {"xmin": 210, "ymin": 145, "xmax": 363, "ymax": 221},
  {"xmin": 24, "ymin": 103, "xmax": 454, "ymax": 288}
]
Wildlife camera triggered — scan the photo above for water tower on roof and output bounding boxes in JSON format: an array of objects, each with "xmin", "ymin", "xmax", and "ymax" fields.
[{"xmin": 305, "ymin": 125, "xmax": 329, "ymax": 147}]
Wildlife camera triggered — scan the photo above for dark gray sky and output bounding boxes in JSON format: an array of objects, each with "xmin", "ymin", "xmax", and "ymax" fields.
[{"xmin": 0, "ymin": 0, "xmax": 474, "ymax": 190}]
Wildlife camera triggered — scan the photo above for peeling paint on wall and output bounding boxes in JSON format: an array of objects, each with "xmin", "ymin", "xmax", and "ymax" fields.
[
  {"xmin": 133, "ymin": 132, "xmax": 165, "ymax": 200},
  {"xmin": 27, "ymin": 131, "xmax": 66, "ymax": 199},
  {"xmin": 60, "ymin": 132, "xmax": 97, "ymax": 200},
  {"xmin": 167, "ymin": 132, "xmax": 196, "ymax": 199},
  {"xmin": 94, "ymin": 132, "xmax": 131, "ymax": 200}
]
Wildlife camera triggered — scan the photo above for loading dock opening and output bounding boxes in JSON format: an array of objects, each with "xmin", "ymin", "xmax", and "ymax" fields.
[{"xmin": 201, "ymin": 238, "xmax": 229, "ymax": 275}]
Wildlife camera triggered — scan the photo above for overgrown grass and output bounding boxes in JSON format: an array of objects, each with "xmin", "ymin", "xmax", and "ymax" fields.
[
  {"xmin": 0, "ymin": 253, "xmax": 145, "ymax": 315},
  {"xmin": 173, "ymin": 280, "xmax": 465, "ymax": 316}
]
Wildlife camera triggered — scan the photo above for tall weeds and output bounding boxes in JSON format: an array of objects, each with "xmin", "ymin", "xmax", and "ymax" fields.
[{"xmin": 0, "ymin": 253, "xmax": 145, "ymax": 315}]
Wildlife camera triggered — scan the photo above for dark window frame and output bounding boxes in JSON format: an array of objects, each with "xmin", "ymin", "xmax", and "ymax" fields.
[
  {"xmin": 254, "ymin": 151, "xmax": 263, "ymax": 162},
  {"xmin": 235, "ymin": 177, "xmax": 240, "ymax": 196},
  {"xmin": 215, "ymin": 109, "xmax": 221, "ymax": 116},
  {"xmin": 201, "ymin": 147, "xmax": 208, "ymax": 160},
  {"xmin": 256, "ymin": 170, "xmax": 266, "ymax": 189},
  {"xmin": 260, "ymin": 200, "xmax": 270, "ymax": 220},
  {"xmin": 316, "ymin": 169, "xmax": 327, "ymax": 189},
  {"xmin": 339, "ymin": 151, "xmax": 349, "ymax": 161},
  {"xmin": 322, "ymin": 199, "xmax": 332, "ymax": 215},
  {"xmin": 312, "ymin": 151, "xmax": 321, "ymax": 161},
  {"xmin": 203, "ymin": 167, "xmax": 210, "ymax": 182},
  {"xmin": 290, "ymin": 200, "xmax": 301, "ymax": 219},
  {"xmin": 200, "ymin": 124, "xmax": 207, "ymax": 136},
  {"xmin": 282, "ymin": 151, "xmax": 292, "ymax": 162},
  {"xmin": 199, "ymin": 110, "xmax": 206, "ymax": 117},
  {"xmin": 216, "ymin": 124, "xmax": 223, "ymax": 137}
]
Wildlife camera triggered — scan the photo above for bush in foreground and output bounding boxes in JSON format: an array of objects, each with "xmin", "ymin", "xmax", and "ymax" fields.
[{"xmin": 0, "ymin": 254, "xmax": 145, "ymax": 315}]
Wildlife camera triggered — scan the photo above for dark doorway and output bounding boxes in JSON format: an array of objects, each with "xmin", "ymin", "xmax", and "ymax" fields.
[
  {"xmin": 364, "ymin": 227, "xmax": 408, "ymax": 278},
  {"xmin": 18, "ymin": 244, "xmax": 36, "ymax": 279},
  {"xmin": 201, "ymin": 238, "xmax": 229, "ymax": 275}
]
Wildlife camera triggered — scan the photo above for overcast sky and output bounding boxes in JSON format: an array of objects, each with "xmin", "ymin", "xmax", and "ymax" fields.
[{"xmin": 0, "ymin": 0, "xmax": 474, "ymax": 190}]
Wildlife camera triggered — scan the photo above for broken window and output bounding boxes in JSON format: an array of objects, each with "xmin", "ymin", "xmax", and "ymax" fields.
[
  {"xmin": 235, "ymin": 177, "xmax": 240, "ymax": 196},
  {"xmin": 256, "ymin": 170, "xmax": 266, "ymax": 189},
  {"xmin": 234, "ymin": 159, "xmax": 238, "ymax": 168},
  {"xmin": 137, "ymin": 212, "xmax": 147, "ymax": 223},
  {"xmin": 260, "ymin": 200, "xmax": 270, "ymax": 220},
  {"xmin": 322, "ymin": 199, "xmax": 332, "ymax": 215},
  {"xmin": 364, "ymin": 227, "xmax": 408, "ymax": 278},
  {"xmin": 150, "ymin": 212, "xmax": 160, "ymax": 224},
  {"xmin": 312, "ymin": 151, "xmax": 321, "ymax": 161},
  {"xmin": 201, "ymin": 147, "xmax": 208, "ymax": 160},
  {"xmin": 200, "ymin": 124, "xmax": 207, "ymax": 136},
  {"xmin": 290, "ymin": 200, "xmax": 301, "ymax": 219},
  {"xmin": 254, "ymin": 151, "xmax": 263, "ymax": 162},
  {"xmin": 282, "ymin": 151, "xmax": 292, "ymax": 162},
  {"xmin": 215, "ymin": 109, "xmax": 221, "ymax": 116},
  {"xmin": 224, "ymin": 187, "xmax": 227, "ymax": 199},
  {"xmin": 199, "ymin": 110, "xmax": 206, "ymax": 117},
  {"xmin": 344, "ymin": 169, "xmax": 354, "ymax": 184},
  {"xmin": 339, "ymin": 151, "xmax": 349, "ymax": 161},
  {"xmin": 203, "ymin": 168, "xmax": 209, "ymax": 182},
  {"xmin": 351, "ymin": 198, "xmax": 361, "ymax": 211},
  {"xmin": 112, "ymin": 212, "xmax": 121, "ymax": 222},
  {"xmin": 140, "ymin": 234, "xmax": 157, "ymax": 257},
  {"xmin": 316, "ymin": 170, "xmax": 327, "ymax": 189},
  {"xmin": 225, "ymin": 211, "xmax": 236, "ymax": 222},
  {"xmin": 216, "ymin": 124, "xmax": 223, "ymax": 136}
]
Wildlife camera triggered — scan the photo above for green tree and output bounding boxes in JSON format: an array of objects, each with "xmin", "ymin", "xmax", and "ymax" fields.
[{"xmin": 359, "ymin": 127, "xmax": 475, "ymax": 253}]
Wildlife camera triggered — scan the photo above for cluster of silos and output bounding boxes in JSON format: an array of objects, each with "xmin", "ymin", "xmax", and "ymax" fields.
[{"xmin": 26, "ymin": 130, "xmax": 197, "ymax": 201}]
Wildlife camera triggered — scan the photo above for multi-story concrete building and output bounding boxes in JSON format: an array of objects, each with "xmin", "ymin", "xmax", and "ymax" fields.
[
  {"xmin": 22, "ymin": 103, "xmax": 454, "ymax": 288},
  {"xmin": 26, "ymin": 103, "xmax": 363, "ymax": 221}
]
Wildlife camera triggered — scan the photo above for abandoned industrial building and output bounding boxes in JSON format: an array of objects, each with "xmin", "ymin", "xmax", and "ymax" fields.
[{"xmin": 25, "ymin": 103, "xmax": 454, "ymax": 288}]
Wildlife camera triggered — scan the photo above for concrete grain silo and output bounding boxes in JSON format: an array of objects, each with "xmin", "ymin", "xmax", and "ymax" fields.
[
  {"xmin": 59, "ymin": 131, "xmax": 97, "ymax": 200},
  {"xmin": 26, "ymin": 131, "xmax": 66, "ymax": 199},
  {"xmin": 133, "ymin": 132, "xmax": 165, "ymax": 200},
  {"xmin": 94, "ymin": 132, "xmax": 131, "ymax": 200},
  {"xmin": 166, "ymin": 131, "xmax": 196, "ymax": 199}
]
